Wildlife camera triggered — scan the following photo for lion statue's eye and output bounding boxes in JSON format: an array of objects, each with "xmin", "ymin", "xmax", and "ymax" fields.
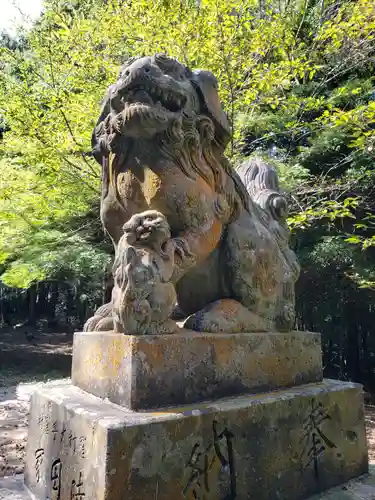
[{"xmin": 119, "ymin": 69, "xmax": 129, "ymax": 80}]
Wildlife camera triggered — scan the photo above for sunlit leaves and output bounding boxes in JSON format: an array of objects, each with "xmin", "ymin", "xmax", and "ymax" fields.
[{"xmin": 0, "ymin": 0, "xmax": 374, "ymax": 289}]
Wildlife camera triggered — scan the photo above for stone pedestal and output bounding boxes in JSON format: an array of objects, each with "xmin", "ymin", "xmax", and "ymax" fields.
[
  {"xmin": 71, "ymin": 331, "xmax": 322, "ymax": 409},
  {"xmin": 24, "ymin": 331, "xmax": 368, "ymax": 500}
]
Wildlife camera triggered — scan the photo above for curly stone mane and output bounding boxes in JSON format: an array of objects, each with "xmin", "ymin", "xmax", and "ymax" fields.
[{"xmin": 156, "ymin": 113, "xmax": 251, "ymax": 221}]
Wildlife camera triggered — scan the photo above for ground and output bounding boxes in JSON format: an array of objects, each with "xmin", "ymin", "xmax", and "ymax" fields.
[
  {"xmin": 0, "ymin": 330, "xmax": 375, "ymax": 479},
  {"xmin": 0, "ymin": 330, "xmax": 72, "ymax": 477}
]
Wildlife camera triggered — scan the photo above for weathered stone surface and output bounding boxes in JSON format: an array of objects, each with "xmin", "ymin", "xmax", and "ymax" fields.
[
  {"xmin": 71, "ymin": 330, "xmax": 323, "ymax": 409},
  {"xmin": 83, "ymin": 54, "xmax": 300, "ymax": 335},
  {"xmin": 24, "ymin": 379, "xmax": 367, "ymax": 500}
]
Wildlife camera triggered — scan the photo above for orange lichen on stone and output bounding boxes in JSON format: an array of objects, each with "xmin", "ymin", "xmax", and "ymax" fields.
[
  {"xmin": 190, "ymin": 217, "xmax": 223, "ymax": 261},
  {"xmin": 73, "ymin": 333, "xmax": 129, "ymax": 382},
  {"xmin": 208, "ymin": 336, "xmax": 237, "ymax": 367},
  {"xmin": 105, "ymin": 336, "xmax": 124, "ymax": 378},
  {"xmin": 135, "ymin": 339, "xmax": 166, "ymax": 373},
  {"xmin": 142, "ymin": 166, "xmax": 166, "ymax": 209},
  {"xmin": 215, "ymin": 299, "xmax": 243, "ymax": 319},
  {"xmin": 71, "ymin": 331, "xmax": 323, "ymax": 410}
]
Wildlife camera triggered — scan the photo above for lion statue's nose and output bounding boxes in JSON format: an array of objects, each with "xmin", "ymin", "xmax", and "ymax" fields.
[{"xmin": 122, "ymin": 57, "xmax": 161, "ymax": 82}]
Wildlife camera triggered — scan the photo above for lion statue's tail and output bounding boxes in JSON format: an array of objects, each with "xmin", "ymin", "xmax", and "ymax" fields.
[{"xmin": 236, "ymin": 157, "xmax": 300, "ymax": 282}]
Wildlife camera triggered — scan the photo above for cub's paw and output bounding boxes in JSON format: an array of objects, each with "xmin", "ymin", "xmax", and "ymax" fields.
[{"xmin": 123, "ymin": 210, "xmax": 171, "ymax": 248}]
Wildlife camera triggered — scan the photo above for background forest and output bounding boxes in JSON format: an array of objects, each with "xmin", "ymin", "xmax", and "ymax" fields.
[{"xmin": 0, "ymin": 0, "xmax": 374, "ymax": 386}]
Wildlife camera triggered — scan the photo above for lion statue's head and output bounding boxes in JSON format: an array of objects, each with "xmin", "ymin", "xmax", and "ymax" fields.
[
  {"xmin": 92, "ymin": 54, "xmax": 231, "ymax": 152},
  {"xmin": 92, "ymin": 54, "xmax": 250, "ymax": 219}
]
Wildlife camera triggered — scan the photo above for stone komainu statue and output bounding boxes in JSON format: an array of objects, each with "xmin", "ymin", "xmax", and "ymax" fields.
[{"xmin": 84, "ymin": 54, "xmax": 300, "ymax": 334}]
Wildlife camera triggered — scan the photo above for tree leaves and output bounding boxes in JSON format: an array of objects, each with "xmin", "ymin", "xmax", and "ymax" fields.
[{"xmin": 0, "ymin": 0, "xmax": 374, "ymax": 290}]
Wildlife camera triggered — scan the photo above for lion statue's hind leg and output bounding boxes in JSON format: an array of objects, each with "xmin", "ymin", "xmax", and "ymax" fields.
[
  {"xmin": 227, "ymin": 157, "xmax": 300, "ymax": 332},
  {"xmin": 181, "ymin": 157, "xmax": 299, "ymax": 334},
  {"xmin": 83, "ymin": 302, "xmax": 114, "ymax": 332},
  {"xmin": 183, "ymin": 299, "xmax": 274, "ymax": 333}
]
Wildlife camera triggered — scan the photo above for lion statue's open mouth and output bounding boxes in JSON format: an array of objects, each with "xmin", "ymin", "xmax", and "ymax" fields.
[{"xmin": 118, "ymin": 81, "xmax": 187, "ymax": 114}]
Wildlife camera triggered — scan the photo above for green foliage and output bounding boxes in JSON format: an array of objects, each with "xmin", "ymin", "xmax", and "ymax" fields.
[
  {"xmin": 0, "ymin": 0, "xmax": 374, "ymax": 331},
  {"xmin": 239, "ymin": 0, "xmax": 375, "ymax": 290},
  {"xmin": 0, "ymin": 0, "xmax": 321, "ymax": 288}
]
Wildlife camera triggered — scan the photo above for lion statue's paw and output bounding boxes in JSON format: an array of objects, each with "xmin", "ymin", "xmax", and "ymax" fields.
[{"xmin": 83, "ymin": 302, "xmax": 114, "ymax": 332}]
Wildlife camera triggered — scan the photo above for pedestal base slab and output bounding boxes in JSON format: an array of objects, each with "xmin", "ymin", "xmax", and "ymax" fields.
[{"xmin": 24, "ymin": 379, "xmax": 367, "ymax": 500}]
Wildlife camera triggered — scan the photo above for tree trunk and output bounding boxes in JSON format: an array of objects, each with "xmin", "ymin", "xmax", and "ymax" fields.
[
  {"xmin": 26, "ymin": 285, "xmax": 37, "ymax": 326},
  {"xmin": 47, "ymin": 282, "xmax": 59, "ymax": 328}
]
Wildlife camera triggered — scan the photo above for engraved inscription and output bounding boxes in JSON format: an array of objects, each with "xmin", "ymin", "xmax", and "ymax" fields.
[
  {"xmin": 69, "ymin": 431, "xmax": 77, "ymax": 454},
  {"xmin": 52, "ymin": 421, "xmax": 58, "ymax": 441},
  {"xmin": 60, "ymin": 424, "xmax": 67, "ymax": 445},
  {"xmin": 35, "ymin": 448, "xmax": 44, "ymax": 483},
  {"xmin": 51, "ymin": 458, "xmax": 62, "ymax": 500},
  {"xmin": 37, "ymin": 402, "xmax": 53, "ymax": 435},
  {"xmin": 300, "ymin": 399, "xmax": 337, "ymax": 479},
  {"xmin": 48, "ymin": 457, "xmax": 87, "ymax": 499},
  {"xmin": 49, "ymin": 420, "xmax": 87, "ymax": 458},
  {"xmin": 71, "ymin": 471, "xmax": 85, "ymax": 499},
  {"xmin": 183, "ymin": 420, "xmax": 236, "ymax": 499},
  {"xmin": 78, "ymin": 436, "xmax": 87, "ymax": 459}
]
